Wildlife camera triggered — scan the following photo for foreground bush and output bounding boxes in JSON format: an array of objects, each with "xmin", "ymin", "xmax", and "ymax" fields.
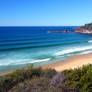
[
  {"xmin": 0, "ymin": 65, "xmax": 57, "ymax": 92},
  {"xmin": 61, "ymin": 64, "xmax": 92, "ymax": 92},
  {"xmin": 0, "ymin": 64, "xmax": 92, "ymax": 92},
  {"xmin": 9, "ymin": 77, "xmax": 58, "ymax": 92}
]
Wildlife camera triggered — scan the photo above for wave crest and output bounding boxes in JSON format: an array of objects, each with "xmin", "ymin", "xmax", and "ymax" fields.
[
  {"xmin": 54, "ymin": 46, "xmax": 92, "ymax": 56},
  {"xmin": 0, "ymin": 58, "xmax": 51, "ymax": 66},
  {"xmin": 88, "ymin": 40, "xmax": 92, "ymax": 43}
]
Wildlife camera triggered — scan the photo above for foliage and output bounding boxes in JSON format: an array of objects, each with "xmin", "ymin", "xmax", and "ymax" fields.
[
  {"xmin": 9, "ymin": 77, "xmax": 58, "ymax": 92},
  {"xmin": 61, "ymin": 64, "xmax": 92, "ymax": 92},
  {"xmin": 81, "ymin": 23, "xmax": 92, "ymax": 31},
  {"xmin": 41, "ymin": 68, "xmax": 57, "ymax": 79},
  {"xmin": 0, "ymin": 64, "xmax": 92, "ymax": 92},
  {"xmin": 0, "ymin": 65, "xmax": 42, "ymax": 92},
  {"xmin": 0, "ymin": 65, "xmax": 57, "ymax": 92}
]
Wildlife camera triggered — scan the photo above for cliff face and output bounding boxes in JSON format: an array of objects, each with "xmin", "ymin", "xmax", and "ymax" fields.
[{"xmin": 75, "ymin": 23, "xmax": 92, "ymax": 34}]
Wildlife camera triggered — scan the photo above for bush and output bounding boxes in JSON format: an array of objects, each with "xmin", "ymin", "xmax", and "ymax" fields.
[
  {"xmin": 61, "ymin": 64, "xmax": 92, "ymax": 92},
  {"xmin": 0, "ymin": 64, "xmax": 92, "ymax": 92},
  {"xmin": 41, "ymin": 69, "xmax": 57, "ymax": 78},
  {"xmin": 0, "ymin": 65, "xmax": 43, "ymax": 92},
  {"xmin": 0, "ymin": 65, "xmax": 57, "ymax": 92},
  {"xmin": 9, "ymin": 77, "xmax": 58, "ymax": 92}
]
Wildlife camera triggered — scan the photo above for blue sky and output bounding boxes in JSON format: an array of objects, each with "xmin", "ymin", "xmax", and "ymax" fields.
[{"xmin": 0, "ymin": 0, "xmax": 92, "ymax": 26}]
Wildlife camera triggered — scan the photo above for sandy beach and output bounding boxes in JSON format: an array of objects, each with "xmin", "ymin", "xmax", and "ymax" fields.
[
  {"xmin": 0, "ymin": 52, "xmax": 92, "ymax": 76},
  {"xmin": 42, "ymin": 52, "xmax": 92, "ymax": 72}
]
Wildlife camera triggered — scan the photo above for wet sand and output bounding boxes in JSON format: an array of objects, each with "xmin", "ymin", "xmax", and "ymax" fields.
[{"xmin": 42, "ymin": 53, "xmax": 92, "ymax": 72}]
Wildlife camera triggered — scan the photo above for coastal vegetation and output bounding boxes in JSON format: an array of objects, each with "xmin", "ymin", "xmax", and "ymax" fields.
[
  {"xmin": 0, "ymin": 64, "xmax": 92, "ymax": 92},
  {"xmin": 81, "ymin": 23, "xmax": 92, "ymax": 31},
  {"xmin": 75, "ymin": 22, "xmax": 92, "ymax": 33}
]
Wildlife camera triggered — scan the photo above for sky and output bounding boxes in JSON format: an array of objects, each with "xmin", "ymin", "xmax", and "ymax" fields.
[{"xmin": 0, "ymin": 0, "xmax": 92, "ymax": 26}]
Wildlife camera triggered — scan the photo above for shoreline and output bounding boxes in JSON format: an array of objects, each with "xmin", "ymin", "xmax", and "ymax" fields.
[
  {"xmin": 42, "ymin": 52, "xmax": 92, "ymax": 71},
  {"xmin": 0, "ymin": 52, "xmax": 92, "ymax": 76},
  {"xmin": 49, "ymin": 30, "xmax": 92, "ymax": 34}
]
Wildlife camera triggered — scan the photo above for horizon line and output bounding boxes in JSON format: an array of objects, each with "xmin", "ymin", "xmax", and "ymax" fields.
[{"xmin": 0, "ymin": 25, "xmax": 81, "ymax": 27}]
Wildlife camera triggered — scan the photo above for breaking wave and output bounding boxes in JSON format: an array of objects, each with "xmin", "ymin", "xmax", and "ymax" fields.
[
  {"xmin": 88, "ymin": 40, "xmax": 92, "ymax": 43},
  {"xmin": 54, "ymin": 45, "xmax": 92, "ymax": 56},
  {"xmin": 0, "ymin": 58, "xmax": 51, "ymax": 66}
]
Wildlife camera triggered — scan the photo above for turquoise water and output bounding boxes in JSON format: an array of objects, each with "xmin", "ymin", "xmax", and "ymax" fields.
[{"xmin": 0, "ymin": 26, "xmax": 92, "ymax": 72}]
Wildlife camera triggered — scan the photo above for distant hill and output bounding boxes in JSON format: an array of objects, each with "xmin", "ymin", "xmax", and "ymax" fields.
[
  {"xmin": 81, "ymin": 23, "xmax": 92, "ymax": 31},
  {"xmin": 75, "ymin": 23, "xmax": 92, "ymax": 33}
]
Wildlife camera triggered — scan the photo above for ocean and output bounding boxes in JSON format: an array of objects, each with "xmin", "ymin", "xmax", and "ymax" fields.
[{"xmin": 0, "ymin": 26, "xmax": 92, "ymax": 72}]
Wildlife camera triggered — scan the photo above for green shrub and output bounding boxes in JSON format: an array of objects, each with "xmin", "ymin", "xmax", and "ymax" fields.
[
  {"xmin": 0, "ymin": 64, "xmax": 92, "ymax": 92},
  {"xmin": 0, "ymin": 65, "xmax": 57, "ymax": 92},
  {"xmin": 9, "ymin": 77, "xmax": 58, "ymax": 92},
  {"xmin": 61, "ymin": 64, "xmax": 92, "ymax": 92},
  {"xmin": 41, "ymin": 69, "xmax": 57, "ymax": 78},
  {"xmin": 0, "ymin": 65, "xmax": 43, "ymax": 92}
]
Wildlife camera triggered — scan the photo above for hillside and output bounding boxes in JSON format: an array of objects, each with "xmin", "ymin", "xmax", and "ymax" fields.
[
  {"xmin": 0, "ymin": 64, "xmax": 92, "ymax": 92},
  {"xmin": 81, "ymin": 23, "xmax": 92, "ymax": 31},
  {"xmin": 75, "ymin": 23, "xmax": 92, "ymax": 33}
]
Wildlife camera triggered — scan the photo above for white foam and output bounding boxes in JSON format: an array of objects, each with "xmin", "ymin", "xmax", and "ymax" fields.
[
  {"xmin": 0, "ymin": 58, "xmax": 51, "ymax": 66},
  {"xmin": 30, "ymin": 58, "xmax": 50, "ymax": 63},
  {"xmin": 79, "ymin": 50, "xmax": 92, "ymax": 55},
  {"xmin": 54, "ymin": 46, "xmax": 92, "ymax": 56},
  {"xmin": 88, "ymin": 40, "xmax": 92, "ymax": 43},
  {"xmin": 0, "ymin": 59, "xmax": 14, "ymax": 66},
  {"xmin": 14, "ymin": 58, "xmax": 51, "ymax": 65}
]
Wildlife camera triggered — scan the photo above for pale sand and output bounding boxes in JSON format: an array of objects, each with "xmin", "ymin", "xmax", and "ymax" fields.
[{"xmin": 42, "ymin": 53, "xmax": 92, "ymax": 72}]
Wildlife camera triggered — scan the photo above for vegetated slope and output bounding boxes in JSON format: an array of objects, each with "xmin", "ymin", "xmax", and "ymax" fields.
[
  {"xmin": 81, "ymin": 23, "xmax": 92, "ymax": 31},
  {"xmin": 0, "ymin": 64, "xmax": 92, "ymax": 92}
]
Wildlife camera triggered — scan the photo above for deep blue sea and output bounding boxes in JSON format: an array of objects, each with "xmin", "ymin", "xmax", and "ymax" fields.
[{"xmin": 0, "ymin": 26, "xmax": 92, "ymax": 72}]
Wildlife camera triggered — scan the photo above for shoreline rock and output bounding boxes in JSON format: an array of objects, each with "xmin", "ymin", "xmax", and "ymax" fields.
[{"xmin": 75, "ymin": 27, "xmax": 92, "ymax": 34}]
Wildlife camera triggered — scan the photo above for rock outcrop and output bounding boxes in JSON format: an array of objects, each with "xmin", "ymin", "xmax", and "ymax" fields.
[{"xmin": 75, "ymin": 23, "xmax": 92, "ymax": 34}]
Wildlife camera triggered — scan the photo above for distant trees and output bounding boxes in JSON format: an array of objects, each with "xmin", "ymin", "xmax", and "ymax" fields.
[{"xmin": 81, "ymin": 23, "xmax": 92, "ymax": 31}]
